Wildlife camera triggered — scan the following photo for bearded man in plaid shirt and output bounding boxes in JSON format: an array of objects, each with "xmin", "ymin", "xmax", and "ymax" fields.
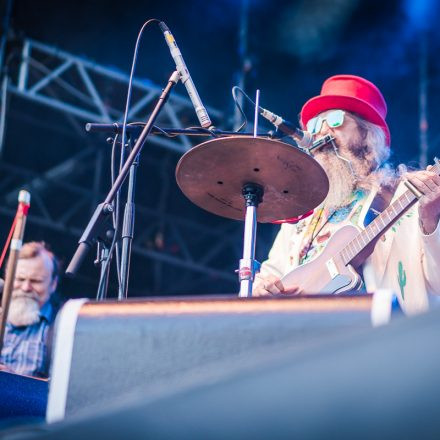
[{"xmin": 0, "ymin": 242, "xmax": 62, "ymax": 378}]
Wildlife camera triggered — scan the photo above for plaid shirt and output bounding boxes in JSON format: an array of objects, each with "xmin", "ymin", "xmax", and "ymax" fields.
[{"xmin": 1, "ymin": 296, "xmax": 59, "ymax": 378}]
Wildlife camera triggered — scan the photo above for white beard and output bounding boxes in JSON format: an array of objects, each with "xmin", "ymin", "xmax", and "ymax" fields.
[
  {"xmin": 314, "ymin": 149, "xmax": 358, "ymax": 212},
  {"xmin": 7, "ymin": 294, "xmax": 41, "ymax": 327}
]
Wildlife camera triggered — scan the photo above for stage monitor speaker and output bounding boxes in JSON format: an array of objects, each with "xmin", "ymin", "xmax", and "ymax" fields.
[
  {"xmin": 31, "ymin": 305, "xmax": 440, "ymax": 440},
  {"xmin": 46, "ymin": 294, "xmax": 379, "ymax": 423}
]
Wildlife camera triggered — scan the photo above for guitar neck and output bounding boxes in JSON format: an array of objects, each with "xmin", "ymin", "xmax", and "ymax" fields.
[
  {"xmin": 340, "ymin": 159, "xmax": 440, "ymax": 266},
  {"xmin": 340, "ymin": 190, "xmax": 416, "ymax": 265}
]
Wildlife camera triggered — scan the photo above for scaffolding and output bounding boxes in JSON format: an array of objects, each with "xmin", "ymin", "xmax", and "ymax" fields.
[{"xmin": 0, "ymin": 38, "xmax": 252, "ymax": 295}]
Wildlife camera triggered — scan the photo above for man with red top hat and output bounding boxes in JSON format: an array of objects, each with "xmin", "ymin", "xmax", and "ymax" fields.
[{"xmin": 253, "ymin": 75, "xmax": 440, "ymax": 314}]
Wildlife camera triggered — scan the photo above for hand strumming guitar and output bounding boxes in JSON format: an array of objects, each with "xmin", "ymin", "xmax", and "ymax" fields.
[{"xmin": 253, "ymin": 273, "xmax": 302, "ymax": 296}]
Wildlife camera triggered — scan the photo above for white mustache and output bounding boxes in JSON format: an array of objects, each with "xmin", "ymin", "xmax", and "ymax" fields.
[{"xmin": 12, "ymin": 291, "xmax": 40, "ymax": 302}]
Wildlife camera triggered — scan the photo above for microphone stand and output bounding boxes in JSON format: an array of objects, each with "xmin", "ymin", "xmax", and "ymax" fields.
[
  {"xmin": 118, "ymin": 137, "xmax": 139, "ymax": 300},
  {"xmin": 66, "ymin": 71, "xmax": 181, "ymax": 300},
  {"xmin": 95, "ymin": 238, "xmax": 113, "ymax": 300},
  {"xmin": 85, "ymin": 123, "xmax": 288, "ymax": 140}
]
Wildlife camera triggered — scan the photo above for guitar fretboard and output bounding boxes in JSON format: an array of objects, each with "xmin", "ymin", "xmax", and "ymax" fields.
[{"xmin": 340, "ymin": 159, "xmax": 439, "ymax": 265}]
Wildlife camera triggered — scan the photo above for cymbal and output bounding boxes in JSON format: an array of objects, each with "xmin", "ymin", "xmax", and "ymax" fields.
[{"xmin": 175, "ymin": 136, "xmax": 329, "ymax": 223}]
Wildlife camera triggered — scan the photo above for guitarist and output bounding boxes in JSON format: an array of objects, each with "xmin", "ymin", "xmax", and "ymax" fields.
[{"xmin": 253, "ymin": 75, "xmax": 440, "ymax": 315}]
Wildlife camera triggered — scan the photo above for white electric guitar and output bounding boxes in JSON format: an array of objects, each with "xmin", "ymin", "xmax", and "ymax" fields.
[{"xmin": 281, "ymin": 159, "xmax": 439, "ymax": 294}]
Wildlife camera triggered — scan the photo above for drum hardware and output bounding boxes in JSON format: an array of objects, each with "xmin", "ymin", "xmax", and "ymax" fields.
[
  {"xmin": 175, "ymin": 135, "xmax": 329, "ymax": 296},
  {"xmin": 84, "ymin": 113, "xmax": 330, "ymax": 298}
]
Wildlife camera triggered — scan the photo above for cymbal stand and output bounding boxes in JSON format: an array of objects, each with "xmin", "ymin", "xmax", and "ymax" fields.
[
  {"xmin": 238, "ymin": 183, "xmax": 263, "ymax": 297},
  {"xmin": 238, "ymin": 90, "xmax": 262, "ymax": 297}
]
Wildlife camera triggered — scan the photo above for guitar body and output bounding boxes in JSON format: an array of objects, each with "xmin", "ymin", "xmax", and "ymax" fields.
[
  {"xmin": 281, "ymin": 224, "xmax": 364, "ymax": 294},
  {"xmin": 280, "ymin": 160, "xmax": 440, "ymax": 294}
]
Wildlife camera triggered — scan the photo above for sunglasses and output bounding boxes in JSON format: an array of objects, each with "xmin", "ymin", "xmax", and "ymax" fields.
[{"xmin": 306, "ymin": 110, "xmax": 345, "ymax": 135}]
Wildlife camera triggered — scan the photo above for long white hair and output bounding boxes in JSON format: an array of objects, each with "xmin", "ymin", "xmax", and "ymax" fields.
[{"xmin": 350, "ymin": 112, "xmax": 397, "ymax": 190}]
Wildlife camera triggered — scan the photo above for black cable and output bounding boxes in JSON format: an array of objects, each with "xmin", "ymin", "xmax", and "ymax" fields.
[
  {"xmin": 119, "ymin": 18, "xmax": 161, "ymax": 169},
  {"xmin": 110, "ymin": 134, "xmax": 121, "ymax": 286},
  {"xmin": 96, "ymin": 233, "xmax": 117, "ymax": 300},
  {"xmin": 131, "ymin": 83, "xmax": 251, "ymax": 138},
  {"xmin": 129, "ymin": 123, "xmax": 179, "ymax": 138},
  {"xmin": 95, "ymin": 134, "xmax": 122, "ymax": 299},
  {"xmin": 184, "ymin": 126, "xmax": 220, "ymax": 137},
  {"xmin": 233, "ymin": 85, "xmax": 257, "ymax": 108},
  {"xmin": 107, "ymin": 18, "xmax": 161, "ymax": 297},
  {"xmin": 231, "ymin": 85, "xmax": 252, "ymax": 132},
  {"xmin": 129, "ymin": 122, "xmax": 220, "ymax": 138},
  {"xmin": 110, "ymin": 134, "xmax": 119, "ymax": 204}
]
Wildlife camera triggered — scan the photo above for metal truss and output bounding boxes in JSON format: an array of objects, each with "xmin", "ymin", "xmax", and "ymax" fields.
[
  {"xmin": 6, "ymin": 38, "xmax": 222, "ymax": 152},
  {"xmin": 0, "ymin": 38, "xmax": 258, "ymax": 295}
]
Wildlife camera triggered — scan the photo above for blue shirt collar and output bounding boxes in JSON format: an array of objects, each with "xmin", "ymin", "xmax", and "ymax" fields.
[{"xmin": 39, "ymin": 295, "xmax": 58, "ymax": 324}]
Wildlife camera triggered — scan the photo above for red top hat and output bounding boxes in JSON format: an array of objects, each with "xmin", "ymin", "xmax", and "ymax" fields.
[{"xmin": 300, "ymin": 75, "xmax": 390, "ymax": 146}]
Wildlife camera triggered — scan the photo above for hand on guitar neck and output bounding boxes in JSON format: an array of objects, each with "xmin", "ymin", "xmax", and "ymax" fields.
[{"xmin": 405, "ymin": 167, "xmax": 440, "ymax": 235}]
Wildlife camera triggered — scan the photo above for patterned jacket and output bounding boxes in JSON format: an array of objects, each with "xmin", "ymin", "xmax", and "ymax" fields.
[{"xmin": 254, "ymin": 182, "xmax": 440, "ymax": 315}]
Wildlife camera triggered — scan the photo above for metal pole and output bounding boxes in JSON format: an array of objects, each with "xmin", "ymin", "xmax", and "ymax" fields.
[
  {"xmin": 118, "ymin": 149, "xmax": 139, "ymax": 300},
  {"xmin": 238, "ymin": 183, "xmax": 263, "ymax": 298}
]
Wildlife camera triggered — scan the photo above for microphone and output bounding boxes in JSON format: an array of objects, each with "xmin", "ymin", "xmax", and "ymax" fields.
[
  {"xmin": 159, "ymin": 22, "xmax": 212, "ymax": 129},
  {"xmin": 259, "ymin": 106, "xmax": 313, "ymax": 148}
]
